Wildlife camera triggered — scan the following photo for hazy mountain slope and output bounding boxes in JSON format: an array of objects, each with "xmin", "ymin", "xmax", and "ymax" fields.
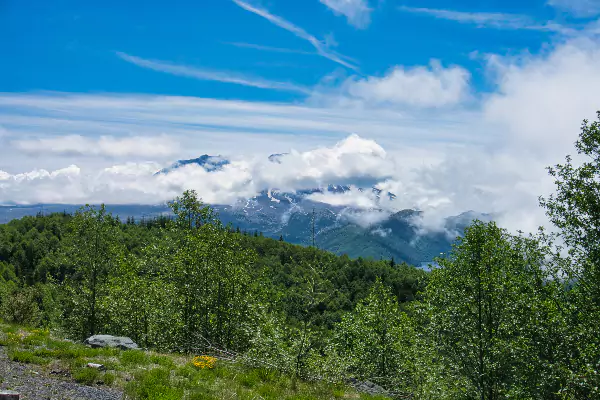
[
  {"xmin": 0, "ymin": 155, "xmax": 490, "ymax": 265},
  {"xmin": 0, "ymin": 201, "xmax": 482, "ymax": 265}
]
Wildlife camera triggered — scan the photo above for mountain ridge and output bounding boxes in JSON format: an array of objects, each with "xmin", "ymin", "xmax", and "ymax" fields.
[
  {"xmin": 0, "ymin": 155, "xmax": 491, "ymax": 265},
  {"xmin": 0, "ymin": 201, "xmax": 489, "ymax": 266}
]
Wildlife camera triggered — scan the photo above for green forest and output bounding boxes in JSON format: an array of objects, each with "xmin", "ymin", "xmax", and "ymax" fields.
[{"xmin": 2, "ymin": 113, "xmax": 600, "ymax": 399}]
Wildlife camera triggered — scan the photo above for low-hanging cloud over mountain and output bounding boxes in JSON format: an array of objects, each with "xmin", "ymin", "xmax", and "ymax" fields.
[
  {"xmin": 0, "ymin": 135, "xmax": 394, "ymax": 206},
  {"xmin": 0, "ymin": 130, "xmax": 564, "ymax": 236}
]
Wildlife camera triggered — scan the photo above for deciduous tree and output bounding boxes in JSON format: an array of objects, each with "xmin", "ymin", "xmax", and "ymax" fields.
[{"xmin": 60, "ymin": 205, "xmax": 123, "ymax": 339}]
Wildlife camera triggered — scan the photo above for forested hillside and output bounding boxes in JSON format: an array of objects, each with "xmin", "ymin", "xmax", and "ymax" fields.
[
  {"xmin": 2, "ymin": 114, "xmax": 600, "ymax": 399},
  {"xmin": 0, "ymin": 199, "xmax": 472, "ymax": 267},
  {"xmin": 0, "ymin": 208, "xmax": 426, "ymax": 326}
]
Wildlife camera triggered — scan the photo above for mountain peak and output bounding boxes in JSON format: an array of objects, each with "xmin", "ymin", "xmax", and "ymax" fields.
[
  {"xmin": 156, "ymin": 155, "xmax": 230, "ymax": 175},
  {"xmin": 268, "ymin": 153, "xmax": 288, "ymax": 164}
]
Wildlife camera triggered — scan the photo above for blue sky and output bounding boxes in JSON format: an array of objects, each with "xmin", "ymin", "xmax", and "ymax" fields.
[
  {"xmin": 1, "ymin": 0, "xmax": 600, "ymax": 233},
  {"xmin": 0, "ymin": 0, "xmax": 589, "ymax": 99}
]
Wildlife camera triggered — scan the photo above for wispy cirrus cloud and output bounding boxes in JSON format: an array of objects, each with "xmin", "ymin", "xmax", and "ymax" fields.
[
  {"xmin": 13, "ymin": 135, "xmax": 180, "ymax": 158},
  {"xmin": 398, "ymin": 6, "xmax": 569, "ymax": 33},
  {"xmin": 320, "ymin": 0, "xmax": 372, "ymax": 29},
  {"xmin": 231, "ymin": 0, "xmax": 358, "ymax": 70},
  {"xmin": 116, "ymin": 52, "xmax": 310, "ymax": 94},
  {"xmin": 223, "ymin": 41, "xmax": 316, "ymax": 55},
  {"xmin": 4, "ymin": 37, "xmax": 600, "ymax": 235}
]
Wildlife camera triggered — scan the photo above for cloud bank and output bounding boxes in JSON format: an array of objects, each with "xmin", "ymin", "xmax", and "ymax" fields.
[
  {"xmin": 3, "ymin": 36, "xmax": 600, "ymax": 236},
  {"xmin": 0, "ymin": 135, "xmax": 393, "ymax": 206}
]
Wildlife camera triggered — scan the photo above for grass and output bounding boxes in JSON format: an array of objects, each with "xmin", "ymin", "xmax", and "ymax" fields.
[
  {"xmin": 120, "ymin": 349, "xmax": 150, "ymax": 366},
  {"xmin": 8, "ymin": 348, "xmax": 50, "ymax": 365},
  {"xmin": 73, "ymin": 367, "xmax": 101, "ymax": 385},
  {"xmin": 0, "ymin": 322, "xmax": 386, "ymax": 400}
]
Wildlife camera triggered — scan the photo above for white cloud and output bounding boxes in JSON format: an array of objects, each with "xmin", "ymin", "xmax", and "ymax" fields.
[
  {"xmin": 371, "ymin": 227, "xmax": 391, "ymax": 237},
  {"xmin": 0, "ymin": 135, "xmax": 395, "ymax": 206},
  {"xmin": 309, "ymin": 38, "xmax": 600, "ymax": 234},
  {"xmin": 117, "ymin": 52, "xmax": 310, "ymax": 94},
  {"xmin": 231, "ymin": 0, "xmax": 358, "ymax": 70},
  {"xmin": 254, "ymin": 134, "xmax": 393, "ymax": 191},
  {"xmin": 548, "ymin": 0, "xmax": 600, "ymax": 18},
  {"xmin": 3, "ymin": 36, "xmax": 600, "ymax": 236},
  {"xmin": 0, "ymin": 165, "xmax": 84, "ymax": 205},
  {"xmin": 12, "ymin": 135, "xmax": 180, "ymax": 158},
  {"xmin": 341, "ymin": 208, "xmax": 391, "ymax": 227},
  {"xmin": 223, "ymin": 42, "xmax": 316, "ymax": 55},
  {"xmin": 320, "ymin": 0, "xmax": 372, "ymax": 29},
  {"xmin": 307, "ymin": 186, "xmax": 382, "ymax": 209},
  {"xmin": 338, "ymin": 60, "xmax": 471, "ymax": 107},
  {"xmin": 0, "ymin": 92, "xmax": 480, "ymax": 166},
  {"xmin": 484, "ymin": 39, "xmax": 600, "ymax": 159},
  {"xmin": 398, "ymin": 6, "xmax": 569, "ymax": 32}
]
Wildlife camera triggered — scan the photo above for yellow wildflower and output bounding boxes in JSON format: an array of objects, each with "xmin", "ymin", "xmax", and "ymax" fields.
[
  {"xmin": 192, "ymin": 355, "xmax": 217, "ymax": 369},
  {"xmin": 6, "ymin": 332, "xmax": 23, "ymax": 343}
]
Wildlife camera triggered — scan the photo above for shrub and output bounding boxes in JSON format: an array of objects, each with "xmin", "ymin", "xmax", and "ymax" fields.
[
  {"xmin": 149, "ymin": 354, "xmax": 175, "ymax": 368},
  {"xmin": 125, "ymin": 367, "xmax": 183, "ymax": 400},
  {"xmin": 33, "ymin": 348, "xmax": 56, "ymax": 358},
  {"xmin": 102, "ymin": 372, "xmax": 116, "ymax": 385},
  {"xmin": 8, "ymin": 349, "xmax": 49, "ymax": 365},
  {"xmin": 73, "ymin": 367, "xmax": 100, "ymax": 385},
  {"xmin": 120, "ymin": 349, "xmax": 149, "ymax": 366},
  {"xmin": 0, "ymin": 287, "xmax": 41, "ymax": 326}
]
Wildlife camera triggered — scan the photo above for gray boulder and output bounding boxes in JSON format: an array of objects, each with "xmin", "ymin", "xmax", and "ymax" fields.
[
  {"xmin": 348, "ymin": 378, "xmax": 389, "ymax": 397},
  {"xmin": 84, "ymin": 335, "xmax": 139, "ymax": 350}
]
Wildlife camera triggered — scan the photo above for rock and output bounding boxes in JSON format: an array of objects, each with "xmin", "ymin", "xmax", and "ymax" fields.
[
  {"xmin": 50, "ymin": 368, "xmax": 70, "ymax": 377},
  {"xmin": 0, "ymin": 390, "xmax": 20, "ymax": 399},
  {"xmin": 84, "ymin": 335, "xmax": 139, "ymax": 350},
  {"xmin": 350, "ymin": 379, "xmax": 388, "ymax": 396},
  {"xmin": 86, "ymin": 363, "xmax": 106, "ymax": 371}
]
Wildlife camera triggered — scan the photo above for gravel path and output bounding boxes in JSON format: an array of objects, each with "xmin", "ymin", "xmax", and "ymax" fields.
[{"xmin": 0, "ymin": 347, "xmax": 123, "ymax": 400}]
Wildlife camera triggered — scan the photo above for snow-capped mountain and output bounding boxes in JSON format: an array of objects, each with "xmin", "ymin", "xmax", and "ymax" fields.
[
  {"xmin": 151, "ymin": 154, "xmax": 489, "ymax": 265},
  {"xmin": 155, "ymin": 154, "xmax": 230, "ymax": 175},
  {"xmin": 0, "ymin": 154, "xmax": 491, "ymax": 266}
]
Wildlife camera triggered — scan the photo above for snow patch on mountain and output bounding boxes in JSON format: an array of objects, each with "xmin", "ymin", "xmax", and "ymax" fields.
[{"xmin": 156, "ymin": 155, "xmax": 230, "ymax": 175}]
